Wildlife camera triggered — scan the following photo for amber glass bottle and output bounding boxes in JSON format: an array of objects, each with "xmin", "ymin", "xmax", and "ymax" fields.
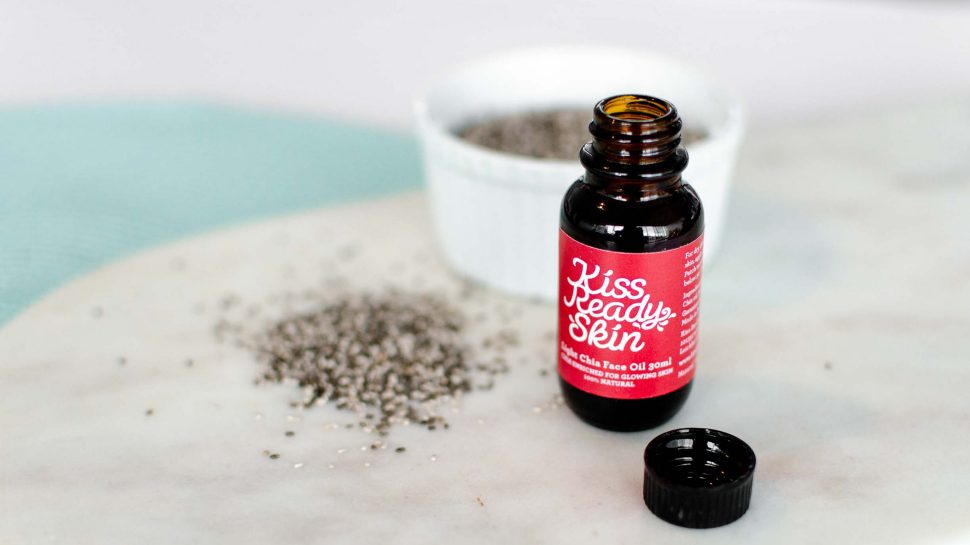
[{"xmin": 558, "ymin": 95, "xmax": 703, "ymax": 432}]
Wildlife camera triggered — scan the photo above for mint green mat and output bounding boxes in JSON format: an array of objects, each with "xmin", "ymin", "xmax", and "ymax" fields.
[{"xmin": 0, "ymin": 102, "xmax": 422, "ymax": 324}]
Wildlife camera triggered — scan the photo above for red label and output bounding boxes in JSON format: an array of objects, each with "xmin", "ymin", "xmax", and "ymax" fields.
[{"xmin": 557, "ymin": 231, "xmax": 703, "ymax": 400}]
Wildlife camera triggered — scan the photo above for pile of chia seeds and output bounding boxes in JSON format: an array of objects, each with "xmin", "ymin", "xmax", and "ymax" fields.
[
  {"xmin": 244, "ymin": 290, "xmax": 510, "ymax": 435},
  {"xmin": 457, "ymin": 108, "xmax": 705, "ymax": 161}
]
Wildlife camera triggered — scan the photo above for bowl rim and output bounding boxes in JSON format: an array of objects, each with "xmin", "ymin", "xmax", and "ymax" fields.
[{"xmin": 414, "ymin": 45, "xmax": 746, "ymax": 185}]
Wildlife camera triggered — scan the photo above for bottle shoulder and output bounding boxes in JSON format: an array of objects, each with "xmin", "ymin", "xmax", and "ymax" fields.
[{"xmin": 561, "ymin": 179, "xmax": 704, "ymax": 252}]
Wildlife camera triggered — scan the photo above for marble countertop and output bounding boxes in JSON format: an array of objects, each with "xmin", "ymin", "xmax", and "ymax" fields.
[{"xmin": 1, "ymin": 100, "xmax": 969, "ymax": 544}]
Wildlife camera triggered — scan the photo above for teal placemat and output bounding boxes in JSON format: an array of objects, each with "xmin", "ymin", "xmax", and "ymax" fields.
[{"xmin": 0, "ymin": 102, "xmax": 422, "ymax": 324}]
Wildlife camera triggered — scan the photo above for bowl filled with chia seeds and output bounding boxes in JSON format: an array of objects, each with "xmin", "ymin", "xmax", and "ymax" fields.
[{"xmin": 415, "ymin": 46, "xmax": 745, "ymax": 301}]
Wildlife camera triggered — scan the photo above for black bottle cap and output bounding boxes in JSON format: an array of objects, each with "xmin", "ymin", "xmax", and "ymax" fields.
[{"xmin": 643, "ymin": 428, "xmax": 756, "ymax": 529}]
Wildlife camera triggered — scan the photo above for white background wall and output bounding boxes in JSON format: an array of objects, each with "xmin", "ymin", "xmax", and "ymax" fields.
[{"xmin": 1, "ymin": 0, "xmax": 968, "ymax": 127}]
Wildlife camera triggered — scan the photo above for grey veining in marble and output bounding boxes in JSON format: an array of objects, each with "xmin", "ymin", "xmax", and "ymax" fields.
[{"xmin": 2, "ymin": 100, "xmax": 970, "ymax": 544}]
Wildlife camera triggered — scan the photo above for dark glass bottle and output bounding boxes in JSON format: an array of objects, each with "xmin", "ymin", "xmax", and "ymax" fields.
[{"xmin": 558, "ymin": 95, "xmax": 704, "ymax": 432}]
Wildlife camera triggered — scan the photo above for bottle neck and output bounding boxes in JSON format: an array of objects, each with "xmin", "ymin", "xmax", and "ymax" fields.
[{"xmin": 579, "ymin": 95, "xmax": 689, "ymax": 201}]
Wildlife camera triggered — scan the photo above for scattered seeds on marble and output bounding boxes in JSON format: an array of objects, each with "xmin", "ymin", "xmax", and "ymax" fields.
[
  {"xmin": 285, "ymin": 430, "xmax": 295, "ymax": 437},
  {"xmin": 395, "ymin": 447, "xmax": 406, "ymax": 453},
  {"xmin": 235, "ymin": 291, "xmax": 514, "ymax": 437},
  {"xmin": 293, "ymin": 462, "xmax": 304, "ymax": 469},
  {"xmin": 145, "ymin": 408, "xmax": 154, "ymax": 416}
]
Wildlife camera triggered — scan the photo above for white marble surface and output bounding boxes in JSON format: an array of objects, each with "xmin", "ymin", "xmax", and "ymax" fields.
[{"xmin": 2, "ymin": 102, "xmax": 970, "ymax": 544}]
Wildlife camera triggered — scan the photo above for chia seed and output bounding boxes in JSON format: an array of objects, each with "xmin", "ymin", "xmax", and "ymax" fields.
[{"xmin": 242, "ymin": 291, "xmax": 512, "ymax": 436}]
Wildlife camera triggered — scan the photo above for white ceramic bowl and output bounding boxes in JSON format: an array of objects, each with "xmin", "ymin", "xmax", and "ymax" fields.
[{"xmin": 415, "ymin": 46, "xmax": 744, "ymax": 301}]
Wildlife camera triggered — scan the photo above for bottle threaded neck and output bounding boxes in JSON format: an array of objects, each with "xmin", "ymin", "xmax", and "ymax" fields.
[{"xmin": 580, "ymin": 95, "xmax": 688, "ymax": 184}]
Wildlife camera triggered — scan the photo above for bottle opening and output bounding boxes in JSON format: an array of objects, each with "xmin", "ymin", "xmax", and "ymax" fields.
[
  {"xmin": 582, "ymin": 94, "xmax": 686, "ymax": 178},
  {"xmin": 600, "ymin": 95, "xmax": 672, "ymax": 122},
  {"xmin": 590, "ymin": 94, "xmax": 681, "ymax": 140}
]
